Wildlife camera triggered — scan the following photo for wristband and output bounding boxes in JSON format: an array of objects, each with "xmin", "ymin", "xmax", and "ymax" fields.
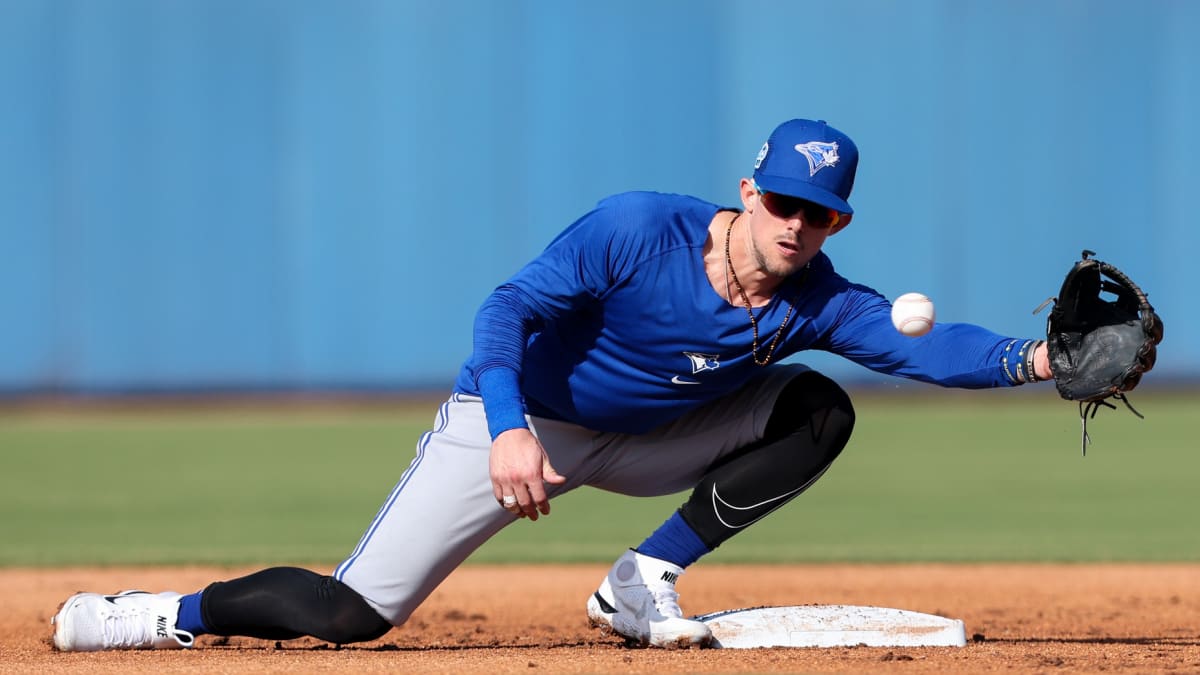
[
  {"xmin": 1000, "ymin": 339, "xmax": 1021, "ymax": 384},
  {"xmin": 1001, "ymin": 339, "xmax": 1040, "ymax": 385},
  {"xmin": 1026, "ymin": 340, "xmax": 1044, "ymax": 383}
]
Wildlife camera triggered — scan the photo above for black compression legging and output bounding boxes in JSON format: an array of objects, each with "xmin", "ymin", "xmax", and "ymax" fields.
[
  {"xmin": 200, "ymin": 567, "xmax": 392, "ymax": 644},
  {"xmin": 678, "ymin": 370, "xmax": 855, "ymax": 549}
]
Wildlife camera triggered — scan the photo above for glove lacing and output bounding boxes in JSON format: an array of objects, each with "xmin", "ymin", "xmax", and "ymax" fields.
[{"xmin": 1078, "ymin": 393, "xmax": 1143, "ymax": 455}]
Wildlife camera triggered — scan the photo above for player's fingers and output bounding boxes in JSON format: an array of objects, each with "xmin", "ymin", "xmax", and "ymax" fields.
[
  {"xmin": 496, "ymin": 481, "xmax": 523, "ymax": 515},
  {"xmin": 542, "ymin": 457, "xmax": 567, "ymax": 485},
  {"xmin": 514, "ymin": 484, "xmax": 541, "ymax": 521},
  {"xmin": 505, "ymin": 501, "xmax": 526, "ymax": 518},
  {"xmin": 528, "ymin": 481, "xmax": 553, "ymax": 516}
]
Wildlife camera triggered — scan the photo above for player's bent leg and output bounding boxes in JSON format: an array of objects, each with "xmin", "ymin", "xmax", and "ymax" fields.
[
  {"xmin": 678, "ymin": 370, "xmax": 855, "ymax": 549},
  {"xmin": 584, "ymin": 368, "xmax": 854, "ymax": 648},
  {"xmin": 201, "ymin": 567, "xmax": 392, "ymax": 644}
]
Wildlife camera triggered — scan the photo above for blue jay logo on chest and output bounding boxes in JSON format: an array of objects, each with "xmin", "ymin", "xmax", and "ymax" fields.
[
  {"xmin": 672, "ymin": 352, "xmax": 721, "ymax": 385},
  {"xmin": 684, "ymin": 352, "xmax": 721, "ymax": 373},
  {"xmin": 794, "ymin": 141, "xmax": 840, "ymax": 177}
]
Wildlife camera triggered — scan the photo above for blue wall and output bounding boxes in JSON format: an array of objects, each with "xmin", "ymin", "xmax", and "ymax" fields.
[{"xmin": 2, "ymin": 1, "xmax": 1196, "ymax": 393}]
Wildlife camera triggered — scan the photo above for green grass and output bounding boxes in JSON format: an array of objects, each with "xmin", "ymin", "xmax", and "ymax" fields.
[{"xmin": 2, "ymin": 389, "xmax": 1197, "ymax": 566}]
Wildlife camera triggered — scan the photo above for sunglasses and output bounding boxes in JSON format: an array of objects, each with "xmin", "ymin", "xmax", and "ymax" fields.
[{"xmin": 754, "ymin": 182, "xmax": 840, "ymax": 229}]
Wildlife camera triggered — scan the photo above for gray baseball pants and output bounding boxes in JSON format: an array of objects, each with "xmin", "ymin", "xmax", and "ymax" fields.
[{"xmin": 334, "ymin": 364, "xmax": 810, "ymax": 625}]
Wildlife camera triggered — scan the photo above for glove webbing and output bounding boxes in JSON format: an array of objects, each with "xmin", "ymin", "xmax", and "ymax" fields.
[{"xmin": 1100, "ymin": 260, "xmax": 1164, "ymax": 344}]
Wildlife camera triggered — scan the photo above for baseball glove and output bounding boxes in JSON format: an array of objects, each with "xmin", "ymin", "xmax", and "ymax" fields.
[{"xmin": 1039, "ymin": 250, "xmax": 1164, "ymax": 453}]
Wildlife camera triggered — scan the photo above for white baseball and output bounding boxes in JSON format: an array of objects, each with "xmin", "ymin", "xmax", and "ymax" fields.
[{"xmin": 891, "ymin": 292, "xmax": 936, "ymax": 337}]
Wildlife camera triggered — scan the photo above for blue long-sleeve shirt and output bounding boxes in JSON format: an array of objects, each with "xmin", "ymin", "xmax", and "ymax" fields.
[{"xmin": 455, "ymin": 191, "xmax": 1025, "ymax": 437}]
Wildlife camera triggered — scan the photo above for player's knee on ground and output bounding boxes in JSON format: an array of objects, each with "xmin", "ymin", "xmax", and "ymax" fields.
[
  {"xmin": 679, "ymin": 371, "xmax": 855, "ymax": 549},
  {"xmin": 202, "ymin": 567, "xmax": 392, "ymax": 645},
  {"xmin": 305, "ymin": 575, "xmax": 393, "ymax": 644}
]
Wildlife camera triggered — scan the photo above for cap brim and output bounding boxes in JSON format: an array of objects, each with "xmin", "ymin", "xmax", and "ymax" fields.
[{"xmin": 755, "ymin": 175, "xmax": 853, "ymax": 214}]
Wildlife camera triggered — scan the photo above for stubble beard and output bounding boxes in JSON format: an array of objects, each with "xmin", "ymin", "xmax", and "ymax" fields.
[{"xmin": 750, "ymin": 236, "xmax": 808, "ymax": 280}]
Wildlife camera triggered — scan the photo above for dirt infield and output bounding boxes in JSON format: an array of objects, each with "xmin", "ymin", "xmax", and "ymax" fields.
[{"xmin": 4, "ymin": 563, "xmax": 1198, "ymax": 674}]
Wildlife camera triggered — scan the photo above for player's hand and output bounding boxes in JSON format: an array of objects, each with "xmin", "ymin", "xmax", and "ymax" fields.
[{"xmin": 489, "ymin": 428, "xmax": 566, "ymax": 521}]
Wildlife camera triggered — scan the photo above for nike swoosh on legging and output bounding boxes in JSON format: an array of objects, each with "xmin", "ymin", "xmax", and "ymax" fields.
[{"xmin": 710, "ymin": 482, "xmax": 809, "ymax": 530}]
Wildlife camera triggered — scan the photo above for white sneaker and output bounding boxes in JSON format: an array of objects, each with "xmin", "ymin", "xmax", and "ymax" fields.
[
  {"xmin": 52, "ymin": 590, "xmax": 195, "ymax": 651},
  {"xmin": 586, "ymin": 549, "xmax": 712, "ymax": 648}
]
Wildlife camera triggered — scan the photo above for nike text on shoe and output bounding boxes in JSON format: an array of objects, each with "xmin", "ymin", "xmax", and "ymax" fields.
[
  {"xmin": 52, "ymin": 590, "xmax": 195, "ymax": 651},
  {"xmin": 586, "ymin": 549, "xmax": 712, "ymax": 648}
]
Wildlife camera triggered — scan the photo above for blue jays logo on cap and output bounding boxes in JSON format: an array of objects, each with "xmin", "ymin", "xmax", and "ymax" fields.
[
  {"xmin": 752, "ymin": 119, "xmax": 858, "ymax": 214},
  {"xmin": 794, "ymin": 141, "xmax": 840, "ymax": 177}
]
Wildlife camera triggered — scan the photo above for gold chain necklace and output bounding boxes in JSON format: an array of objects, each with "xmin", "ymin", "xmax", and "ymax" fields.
[{"xmin": 724, "ymin": 212, "xmax": 797, "ymax": 366}]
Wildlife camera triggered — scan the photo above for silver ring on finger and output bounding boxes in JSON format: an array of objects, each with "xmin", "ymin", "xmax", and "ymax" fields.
[{"xmin": 502, "ymin": 495, "xmax": 518, "ymax": 507}]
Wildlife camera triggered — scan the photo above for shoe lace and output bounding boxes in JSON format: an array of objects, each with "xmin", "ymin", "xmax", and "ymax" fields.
[
  {"xmin": 647, "ymin": 582, "xmax": 684, "ymax": 619},
  {"xmin": 100, "ymin": 604, "xmax": 192, "ymax": 648},
  {"xmin": 100, "ymin": 605, "xmax": 157, "ymax": 648}
]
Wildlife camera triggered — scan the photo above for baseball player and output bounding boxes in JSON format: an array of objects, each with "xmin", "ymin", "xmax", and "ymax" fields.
[{"xmin": 51, "ymin": 118, "xmax": 1055, "ymax": 651}]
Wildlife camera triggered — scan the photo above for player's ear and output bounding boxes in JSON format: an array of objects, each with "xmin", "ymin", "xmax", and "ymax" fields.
[
  {"xmin": 828, "ymin": 212, "xmax": 852, "ymax": 235},
  {"xmin": 739, "ymin": 178, "xmax": 758, "ymax": 212}
]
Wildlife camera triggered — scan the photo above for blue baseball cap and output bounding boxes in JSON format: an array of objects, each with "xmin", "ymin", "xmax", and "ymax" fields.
[{"xmin": 752, "ymin": 119, "xmax": 858, "ymax": 214}]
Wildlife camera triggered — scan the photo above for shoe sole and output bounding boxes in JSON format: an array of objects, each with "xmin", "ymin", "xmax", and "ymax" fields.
[
  {"xmin": 589, "ymin": 618, "xmax": 710, "ymax": 650},
  {"xmin": 586, "ymin": 594, "xmax": 711, "ymax": 650}
]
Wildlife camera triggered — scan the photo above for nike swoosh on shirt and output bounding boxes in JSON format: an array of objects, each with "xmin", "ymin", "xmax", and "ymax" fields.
[{"xmin": 671, "ymin": 376, "xmax": 701, "ymax": 385}]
